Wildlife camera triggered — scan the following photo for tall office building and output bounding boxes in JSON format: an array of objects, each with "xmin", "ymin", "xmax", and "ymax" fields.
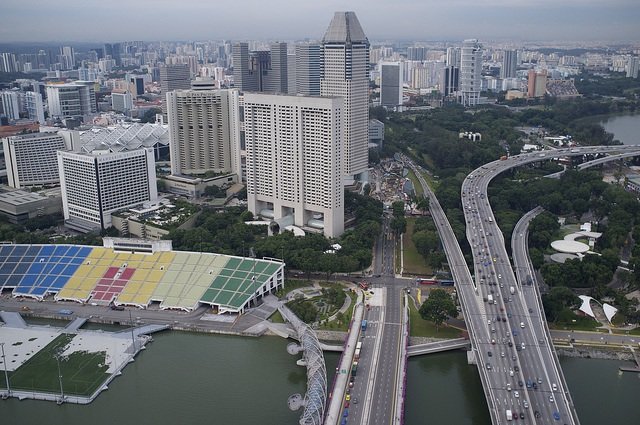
[
  {"xmin": 459, "ymin": 39, "xmax": 482, "ymax": 107},
  {"xmin": 0, "ymin": 90, "xmax": 20, "ymax": 120},
  {"xmin": 295, "ymin": 43, "xmax": 322, "ymax": 96},
  {"xmin": 166, "ymin": 89, "xmax": 240, "ymax": 177},
  {"xmin": 244, "ymin": 93, "xmax": 344, "ymax": 238},
  {"xmin": 159, "ymin": 64, "xmax": 191, "ymax": 115},
  {"xmin": 0, "ymin": 53, "xmax": 18, "ymax": 73},
  {"xmin": 446, "ymin": 47, "xmax": 461, "ymax": 68},
  {"xmin": 24, "ymin": 91, "xmax": 45, "ymax": 123},
  {"xmin": 441, "ymin": 66, "xmax": 460, "ymax": 98},
  {"xmin": 527, "ymin": 70, "xmax": 548, "ymax": 98},
  {"xmin": 3, "ymin": 132, "xmax": 68, "ymax": 188},
  {"xmin": 46, "ymin": 82, "xmax": 97, "ymax": 120},
  {"xmin": 265, "ymin": 42, "xmax": 288, "ymax": 94},
  {"xmin": 501, "ymin": 50, "xmax": 518, "ymax": 79},
  {"xmin": 61, "ymin": 46, "xmax": 75, "ymax": 69},
  {"xmin": 57, "ymin": 148, "xmax": 157, "ymax": 232},
  {"xmin": 232, "ymin": 43, "xmax": 256, "ymax": 91},
  {"xmin": 380, "ymin": 62, "xmax": 402, "ymax": 109},
  {"xmin": 321, "ymin": 11, "xmax": 370, "ymax": 180},
  {"xmin": 287, "ymin": 53, "xmax": 297, "ymax": 94},
  {"xmin": 407, "ymin": 46, "xmax": 427, "ymax": 61}
]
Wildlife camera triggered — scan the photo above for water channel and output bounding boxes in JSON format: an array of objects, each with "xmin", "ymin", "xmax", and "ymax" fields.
[
  {"xmin": 601, "ymin": 113, "xmax": 640, "ymax": 145},
  {"xmin": 4, "ymin": 327, "xmax": 638, "ymax": 425}
]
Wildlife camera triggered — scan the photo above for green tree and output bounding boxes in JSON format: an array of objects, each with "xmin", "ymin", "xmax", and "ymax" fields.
[{"xmin": 419, "ymin": 288, "xmax": 457, "ymax": 331}]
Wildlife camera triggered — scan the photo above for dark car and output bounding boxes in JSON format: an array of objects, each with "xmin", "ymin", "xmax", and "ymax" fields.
[
  {"xmin": 520, "ymin": 412, "xmax": 525, "ymax": 419},
  {"xmin": 518, "ymin": 380, "xmax": 523, "ymax": 387},
  {"xmin": 488, "ymin": 351, "xmax": 493, "ymax": 357},
  {"xmin": 514, "ymin": 365, "xmax": 519, "ymax": 372}
]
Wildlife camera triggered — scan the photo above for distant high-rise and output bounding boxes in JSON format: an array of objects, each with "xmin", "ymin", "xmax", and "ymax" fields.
[
  {"xmin": 459, "ymin": 39, "xmax": 482, "ymax": 107},
  {"xmin": 527, "ymin": 69, "xmax": 548, "ymax": 98},
  {"xmin": 232, "ymin": 43, "xmax": 256, "ymax": 91},
  {"xmin": 46, "ymin": 82, "xmax": 97, "ymax": 120},
  {"xmin": 295, "ymin": 43, "xmax": 322, "ymax": 96},
  {"xmin": 244, "ymin": 93, "xmax": 344, "ymax": 238},
  {"xmin": 0, "ymin": 90, "xmax": 20, "ymax": 120},
  {"xmin": 232, "ymin": 42, "xmax": 288, "ymax": 93},
  {"xmin": 166, "ymin": 89, "xmax": 240, "ymax": 178},
  {"xmin": 407, "ymin": 46, "xmax": 427, "ymax": 61},
  {"xmin": 265, "ymin": 42, "xmax": 288, "ymax": 94},
  {"xmin": 24, "ymin": 91, "xmax": 45, "ymax": 123},
  {"xmin": 159, "ymin": 64, "xmax": 191, "ymax": 115},
  {"xmin": 0, "ymin": 53, "xmax": 18, "ymax": 73},
  {"xmin": 501, "ymin": 50, "xmax": 517, "ymax": 79},
  {"xmin": 446, "ymin": 47, "xmax": 461, "ymax": 68},
  {"xmin": 441, "ymin": 66, "xmax": 459, "ymax": 98},
  {"xmin": 321, "ymin": 11, "xmax": 370, "ymax": 180},
  {"xmin": 627, "ymin": 56, "xmax": 640, "ymax": 79},
  {"xmin": 380, "ymin": 62, "xmax": 402, "ymax": 109}
]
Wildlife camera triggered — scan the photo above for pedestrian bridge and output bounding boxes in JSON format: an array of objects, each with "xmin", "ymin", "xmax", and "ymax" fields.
[{"xmin": 407, "ymin": 338, "xmax": 470, "ymax": 357}]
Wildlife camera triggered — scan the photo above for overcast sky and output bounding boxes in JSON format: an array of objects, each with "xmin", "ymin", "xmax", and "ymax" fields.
[{"xmin": 1, "ymin": 0, "xmax": 639, "ymax": 43}]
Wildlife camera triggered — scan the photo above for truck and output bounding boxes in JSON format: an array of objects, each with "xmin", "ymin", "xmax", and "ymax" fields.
[
  {"xmin": 361, "ymin": 320, "xmax": 368, "ymax": 331},
  {"xmin": 487, "ymin": 294, "xmax": 494, "ymax": 304},
  {"xmin": 509, "ymin": 286, "xmax": 515, "ymax": 295},
  {"xmin": 506, "ymin": 410, "xmax": 513, "ymax": 421},
  {"xmin": 500, "ymin": 155, "xmax": 508, "ymax": 161}
]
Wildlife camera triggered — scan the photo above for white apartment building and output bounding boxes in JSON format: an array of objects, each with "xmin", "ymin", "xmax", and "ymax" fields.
[
  {"xmin": 243, "ymin": 93, "xmax": 344, "ymax": 238},
  {"xmin": 111, "ymin": 92, "xmax": 133, "ymax": 113},
  {"xmin": 46, "ymin": 82, "xmax": 97, "ymax": 120},
  {"xmin": 166, "ymin": 89, "xmax": 241, "ymax": 178},
  {"xmin": 459, "ymin": 39, "xmax": 482, "ymax": 107},
  {"xmin": 3, "ymin": 132, "xmax": 68, "ymax": 188},
  {"xmin": 57, "ymin": 148, "xmax": 157, "ymax": 232},
  {"xmin": 0, "ymin": 90, "xmax": 20, "ymax": 120},
  {"xmin": 23, "ymin": 91, "xmax": 45, "ymax": 123},
  {"xmin": 321, "ymin": 11, "xmax": 370, "ymax": 181}
]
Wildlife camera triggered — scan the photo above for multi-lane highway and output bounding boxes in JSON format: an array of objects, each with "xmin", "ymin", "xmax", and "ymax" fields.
[{"xmin": 407, "ymin": 145, "xmax": 640, "ymax": 425}]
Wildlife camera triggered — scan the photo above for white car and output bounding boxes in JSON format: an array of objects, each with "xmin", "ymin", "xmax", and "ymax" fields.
[{"xmin": 514, "ymin": 391, "xmax": 519, "ymax": 398}]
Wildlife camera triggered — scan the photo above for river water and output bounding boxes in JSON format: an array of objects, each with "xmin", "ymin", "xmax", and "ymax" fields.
[
  {"xmin": 601, "ymin": 114, "xmax": 640, "ymax": 145},
  {"xmin": 3, "ymin": 330, "xmax": 638, "ymax": 425}
]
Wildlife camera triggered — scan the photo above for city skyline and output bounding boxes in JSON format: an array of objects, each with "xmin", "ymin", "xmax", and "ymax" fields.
[{"xmin": 1, "ymin": 0, "xmax": 639, "ymax": 43}]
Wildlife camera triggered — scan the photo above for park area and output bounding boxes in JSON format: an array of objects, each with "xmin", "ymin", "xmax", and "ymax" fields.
[{"xmin": 0, "ymin": 326, "xmax": 133, "ymax": 398}]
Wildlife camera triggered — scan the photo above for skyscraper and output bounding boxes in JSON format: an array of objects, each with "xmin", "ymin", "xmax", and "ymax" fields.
[
  {"xmin": 166, "ymin": 89, "xmax": 240, "ymax": 177},
  {"xmin": 441, "ymin": 66, "xmax": 460, "ymax": 98},
  {"xmin": 232, "ymin": 42, "xmax": 256, "ymax": 92},
  {"xmin": 380, "ymin": 62, "xmax": 402, "ymax": 109},
  {"xmin": 321, "ymin": 11, "xmax": 370, "ymax": 180},
  {"xmin": 459, "ymin": 39, "xmax": 482, "ymax": 107},
  {"xmin": 244, "ymin": 93, "xmax": 344, "ymax": 238},
  {"xmin": 265, "ymin": 42, "xmax": 288, "ymax": 94},
  {"xmin": 159, "ymin": 64, "xmax": 191, "ymax": 115},
  {"xmin": 0, "ymin": 90, "xmax": 20, "ymax": 120},
  {"xmin": 24, "ymin": 91, "xmax": 45, "ymax": 123},
  {"xmin": 294, "ymin": 43, "xmax": 322, "ymax": 96},
  {"xmin": 501, "ymin": 49, "xmax": 517, "ymax": 79}
]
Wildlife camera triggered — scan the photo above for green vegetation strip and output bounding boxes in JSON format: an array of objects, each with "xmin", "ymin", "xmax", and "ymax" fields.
[
  {"xmin": 402, "ymin": 218, "xmax": 431, "ymax": 276},
  {"xmin": 405, "ymin": 168, "xmax": 424, "ymax": 197},
  {"xmin": 408, "ymin": 298, "xmax": 461, "ymax": 339},
  {"xmin": 1, "ymin": 334, "xmax": 109, "ymax": 396}
]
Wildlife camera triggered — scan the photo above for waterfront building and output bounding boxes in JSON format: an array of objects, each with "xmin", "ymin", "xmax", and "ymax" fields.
[{"xmin": 244, "ymin": 93, "xmax": 344, "ymax": 238}]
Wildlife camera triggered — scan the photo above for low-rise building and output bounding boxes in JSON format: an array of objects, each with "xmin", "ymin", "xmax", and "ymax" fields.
[{"xmin": 0, "ymin": 188, "xmax": 62, "ymax": 224}]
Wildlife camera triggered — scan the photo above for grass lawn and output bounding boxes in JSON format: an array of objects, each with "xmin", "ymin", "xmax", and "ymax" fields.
[
  {"xmin": 612, "ymin": 327, "xmax": 640, "ymax": 336},
  {"xmin": 408, "ymin": 298, "xmax": 461, "ymax": 339},
  {"xmin": 269, "ymin": 310, "xmax": 285, "ymax": 324},
  {"xmin": 3, "ymin": 334, "xmax": 109, "ymax": 396},
  {"xmin": 405, "ymin": 169, "xmax": 424, "ymax": 197},
  {"xmin": 549, "ymin": 319, "xmax": 602, "ymax": 332},
  {"xmin": 402, "ymin": 218, "xmax": 432, "ymax": 276},
  {"xmin": 276, "ymin": 278, "xmax": 312, "ymax": 298}
]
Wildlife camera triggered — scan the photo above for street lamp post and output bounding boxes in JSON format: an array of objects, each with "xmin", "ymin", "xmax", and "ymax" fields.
[
  {"xmin": 54, "ymin": 353, "xmax": 64, "ymax": 404},
  {"xmin": 1, "ymin": 342, "xmax": 10, "ymax": 398}
]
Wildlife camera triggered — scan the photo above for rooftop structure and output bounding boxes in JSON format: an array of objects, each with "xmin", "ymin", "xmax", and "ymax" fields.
[{"xmin": 76, "ymin": 123, "xmax": 170, "ymax": 161}]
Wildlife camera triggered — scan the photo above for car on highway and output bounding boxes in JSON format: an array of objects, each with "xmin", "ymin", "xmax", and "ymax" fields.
[
  {"xmin": 486, "ymin": 363, "xmax": 492, "ymax": 370},
  {"xmin": 549, "ymin": 395, "xmax": 554, "ymax": 402},
  {"xmin": 552, "ymin": 383, "xmax": 557, "ymax": 391},
  {"xmin": 346, "ymin": 394, "xmax": 351, "ymax": 401},
  {"xmin": 514, "ymin": 391, "xmax": 519, "ymax": 398},
  {"xmin": 520, "ymin": 412, "xmax": 525, "ymax": 419},
  {"xmin": 523, "ymin": 400, "xmax": 529, "ymax": 409},
  {"xmin": 537, "ymin": 378, "xmax": 542, "ymax": 384},
  {"xmin": 488, "ymin": 351, "xmax": 493, "ymax": 357},
  {"xmin": 518, "ymin": 380, "xmax": 523, "ymax": 387},
  {"xmin": 553, "ymin": 411, "xmax": 561, "ymax": 421}
]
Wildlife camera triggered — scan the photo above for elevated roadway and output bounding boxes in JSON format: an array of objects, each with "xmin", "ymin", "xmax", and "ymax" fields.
[
  {"xmin": 461, "ymin": 145, "xmax": 640, "ymax": 424},
  {"xmin": 407, "ymin": 338, "xmax": 471, "ymax": 356}
]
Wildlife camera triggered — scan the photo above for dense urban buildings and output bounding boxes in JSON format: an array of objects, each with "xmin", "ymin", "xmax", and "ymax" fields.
[
  {"xmin": 243, "ymin": 93, "xmax": 344, "ymax": 238},
  {"xmin": 166, "ymin": 88, "xmax": 241, "ymax": 178},
  {"xmin": 321, "ymin": 11, "xmax": 370, "ymax": 181}
]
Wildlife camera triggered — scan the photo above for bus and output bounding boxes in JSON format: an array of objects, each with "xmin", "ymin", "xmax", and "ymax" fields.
[
  {"xmin": 440, "ymin": 280, "xmax": 455, "ymax": 286},
  {"xmin": 416, "ymin": 278, "xmax": 438, "ymax": 285},
  {"xmin": 361, "ymin": 320, "xmax": 368, "ymax": 331},
  {"xmin": 351, "ymin": 361, "xmax": 358, "ymax": 376}
]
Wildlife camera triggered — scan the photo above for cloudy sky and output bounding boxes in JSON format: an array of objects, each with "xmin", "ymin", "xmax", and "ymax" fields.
[{"xmin": 1, "ymin": 0, "xmax": 639, "ymax": 43}]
